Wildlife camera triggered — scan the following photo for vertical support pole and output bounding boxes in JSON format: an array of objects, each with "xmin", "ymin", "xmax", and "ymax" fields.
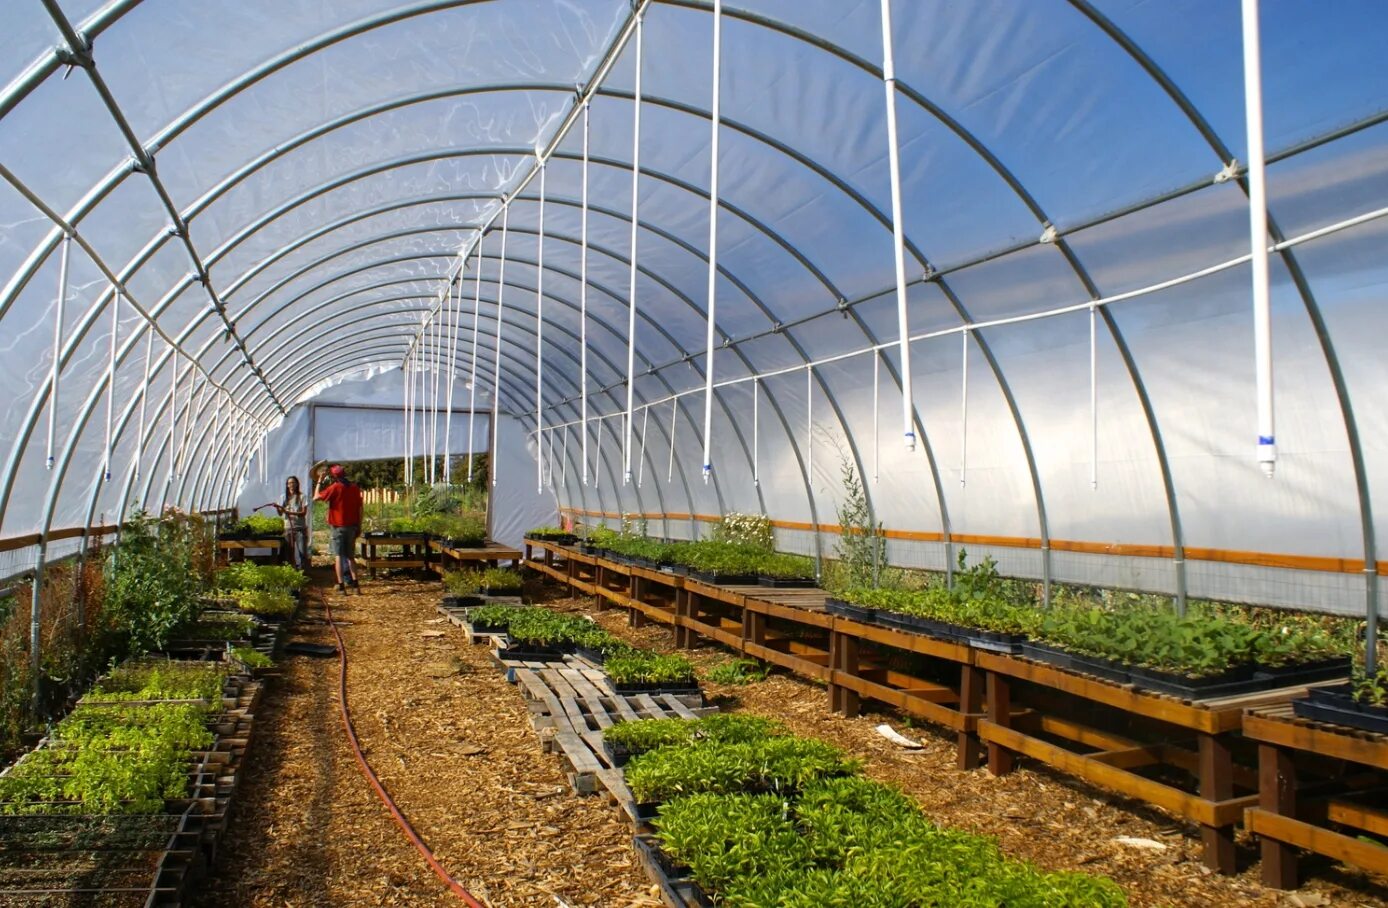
[
  {"xmin": 1258, "ymin": 742, "xmax": 1298, "ymax": 889},
  {"xmin": 667, "ymin": 399, "xmax": 677, "ymax": 484},
  {"xmin": 581, "ymin": 99, "xmax": 591, "ymax": 486},
  {"xmin": 1199, "ymin": 732, "xmax": 1237, "ymax": 874},
  {"xmin": 47, "ymin": 234, "xmax": 72, "ymax": 470},
  {"xmin": 467, "ymin": 240, "xmax": 483, "ymax": 483},
  {"xmin": 626, "ymin": 20, "xmax": 644, "ymax": 485},
  {"xmin": 700, "ymin": 0, "xmax": 722, "ymax": 483},
  {"xmin": 536, "ymin": 156, "xmax": 546, "ymax": 495},
  {"xmin": 492, "ymin": 206, "xmax": 509, "ymax": 489},
  {"xmin": 960, "ymin": 329, "xmax": 968, "ymax": 486},
  {"xmin": 751, "ymin": 378, "xmax": 759, "ymax": 488},
  {"xmin": 872, "ymin": 354, "xmax": 880, "ymax": 483},
  {"xmin": 880, "ymin": 0, "xmax": 915, "ymax": 453},
  {"xmin": 135, "ymin": 330, "xmax": 153, "ymax": 483},
  {"xmin": 1090, "ymin": 301, "xmax": 1098, "ymax": 490},
  {"xmin": 102, "ymin": 286, "xmax": 119, "ymax": 482},
  {"xmin": 29, "ymin": 541, "xmax": 47, "ymax": 711},
  {"xmin": 637, "ymin": 407, "xmax": 648, "ymax": 488},
  {"xmin": 806, "ymin": 365, "xmax": 813, "ymax": 481},
  {"xmin": 1242, "ymin": 0, "xmax": 1276, "ymax": 480},
  {"xmin": 445, "ymin": 267, "xmax": 462, "ymax": 483},
  {"xmin": 829, "ymin": 630, "xmax": 861, "ymax": 718}
]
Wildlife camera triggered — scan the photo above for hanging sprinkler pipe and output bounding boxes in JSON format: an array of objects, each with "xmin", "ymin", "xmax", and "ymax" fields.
[
  {"xmin": 806, "ymin": 365, "xmax": 813, "ymax": 481},
  {"xmin": 638, "ymin": 406, "xmax": 648, "ymax": 487},
  {"xmin": 880, "ymin": 0, "xmax": 915, "ymax": 453},
  {"xmin": 667, "ymin": 398, "xmax": 677, "ymax": 483},
  {"xmin": 752, "ymin": 377, "xmax": 759, "ymax": 488},
  {"xmin": 535, "ymin": 154, "xmax": 547, "ymax": 496},
  {"xmin": 872, "ymin": 355, "xmax": 880, "ymax": 483},
  {"xmin": 492, "ymin": 205, "xmax": 509, "ymax": 488},
  {"xmin": 560, "ymin": 425, "xmax": 568, "ymax": 489},
  {"xmin": 47, "ymin": 233, "xmax": 71, "ymax": 470},
  {"xmin": 403, "ymin": 355, "xmax": 412, "ymax": 485},
  {"xmin": 467, "ymin": 239, "xmax": 482, "ymax": 483},
  {"xmin": 700, "ymin": 0, "xmax": 722, "ymax": 484},
  {"xmin": 1241, "ymin": 0, "xmax": 1276, "ymax": 478},
  {"xmin": 625, "ymin": 14, "xmax": 644, "ymax": 486},
  {"xmin": 960, "ymin": 330, "xmax": 968, "ymax": 487},
  {"xmin": 166, "ymin": 355, "xmax": 180, "ymax": 483},
  {"xmin": 581, "ymin": 98, "xmax": 591, "ymax": 487},
  {"xmin": 1090, "ymin": 301, "xmax": 1099, "ymax": 490}
]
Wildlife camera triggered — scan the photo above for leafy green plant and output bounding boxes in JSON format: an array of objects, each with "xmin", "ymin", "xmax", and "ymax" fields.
[
  {"xmin": 625, "ymin": 736, "xmax": 857, "ymax": 804},
  {"xmin": 228, "ymin": 645, "xmax": 273, "ymax": 670},
  {"xmin": 480, "ymin": 567, "xmax": 522, "ymax": 593},
  {"xmin": 232, "ymin": 589, "xmax": 296, "ymax": 618},
  {"xmin": 603, "ymin": 718, "xmax": 695, "ymax": 754},
  {"xmin": 657, "ymin": 792, "xmax": 809, "ymax": 893},
  {"xmin": 236, "ymin": 514, "xmax": 284, "ymax": 536},
  {"xmin": 605, "ymin": 651, "xmax": 697, "ymax": 687},
  {"xmin": 757, "ymin": 552, "xmax": 815, "ymax": 581},
  {"xmin": 176, "ymin": 616, "xmax": 255, "ymax": 643},
  {"xmin": 832, "ymin": 450, "xmax": 883, "ymax": 589},
  {"xmin": 442, "ymin": 570, "xmax": 484, "ymax": 596},
  {"xmin": 525, "ymin": 526, "xmax": 574, "ymax": 540},
  {"xmin": 82, "ymin": 661, "xmax": 226, "ymax": 703},
  {"xmin": 711, "ymin": 513, "xmax": 774, "ymax": 551},
  {"xmin": 465, "ymin": 604, "xmax": 527, "ymax": 630},
  {"xmin": 103, "ymin": 514, "xmax": 206, "ymax": 656},
  {"xmin": 217, "ymin": 562, "xmax": 306, "ymax": 592},
  {"xmin": 706, "ymin": 658, "xmax": 770, "ymax": 685}
]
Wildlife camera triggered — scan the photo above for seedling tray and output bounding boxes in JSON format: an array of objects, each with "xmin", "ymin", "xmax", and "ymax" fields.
[
  {"xmin": 1019, "ymin": 641, "xmax": 1072, "ymax": 671},
  {"xmin": 495, "ymin": 646, "xmax": 569, "ymax": 662},
  {"xmin": 965, "ymin": 630, "xmax": 1027, "ymax": 654},
  {"xmin": 1295, "ymin": 684, "xmax": 1388, "ymax": 735},
  {"xmin": 824, "ymin": 598, "xmax": 876, "ymax": 624},
  {"xmin": 1126, "ymin": 664, "xmax": 1267, "ymax": 700},
  {"xmin": 604, "ymin": 678, "xmax": 702, "ymax": 698},
  {"xmin": 1069, "ymin": 653, "xmax": 1131, "ymax": 685},
  {"xmin": 688, "ymin": 570, "xmax": 757, "ymax": 585},
  {"xmin": 1254, "ymin": 657, "xmax": 1352, "ymax": 685},
  {"xmin": 632, "ymin": 834, "xmax": 715, "ymax": 908},
  {"xmin": 442, "ymin": 595, "xmax": 486, "ymax": 609},
  {"xmin": 757, "ymin": 576, "xmax": 817, "ymax": 588}
]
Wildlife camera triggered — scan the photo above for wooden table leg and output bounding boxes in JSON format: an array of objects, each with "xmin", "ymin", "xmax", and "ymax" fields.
[
  {"xmin": 986, "ymin": 671, "xmax": 1015, "ymax": 776},
  {"xmin": 830, "ymin": 631, "xmax": 860, "ymax": 718},
  {"xmin": 672, "ymin": 590, "xmax": 690, "ymax": 645},
  {"xmin": 1258, "ymin": 741, "xmax": 1298, "ymax": 888},
  {"xmin": 1199, "ymin": 732, "xmax": 1237, "ymax": 874},
  {"xmin": 957, "ymin": 664, "xmax": 985, "ymax": 771}
]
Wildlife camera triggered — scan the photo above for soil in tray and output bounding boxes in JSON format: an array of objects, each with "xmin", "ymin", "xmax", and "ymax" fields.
[
  {"xmin": 757, "ymin": 576, "xmax": 817, "ymax": 588},
  {"xmin": 825, "ymin": 598, "xmax": 876, "ymax": 624},
  {"xmin": 0, "ymin": 815, "xmax": 183, "ymax": 853},
  {"xmin": 688, "ymin": 571, "xmax": 757, "ymax": 585},
  {"xmin": 495, "ymin": 646, "xmax": 570, "ymax": 662}
]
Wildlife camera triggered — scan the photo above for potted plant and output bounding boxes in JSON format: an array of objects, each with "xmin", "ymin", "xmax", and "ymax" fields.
[
  {"xmin": 756, "ymin": 553, "xmax": 817, "ymax": 588},
  {"xmin": 441, "ymin": 569, "xmax": 486, "ymax": 608}
]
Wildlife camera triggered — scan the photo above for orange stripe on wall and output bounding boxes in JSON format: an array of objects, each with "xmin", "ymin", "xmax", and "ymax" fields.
[{"xmin": 558, "ymin": 507, "xmax": 1388, "ymax": 577}]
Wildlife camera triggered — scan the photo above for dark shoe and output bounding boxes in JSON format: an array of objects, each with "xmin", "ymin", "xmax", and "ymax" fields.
[
  {"xmin": 336, "ymin": 583, "xmax": 346, "ymax": 593},
  {"xmin": 350, "ymin": 580, "xmax": 362, "ymax": 594}
]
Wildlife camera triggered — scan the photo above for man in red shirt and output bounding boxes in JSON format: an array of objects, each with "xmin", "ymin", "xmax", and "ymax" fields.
[{"xmin": 315, "ymin": 464, "xmax": 363, "ymax": 593}]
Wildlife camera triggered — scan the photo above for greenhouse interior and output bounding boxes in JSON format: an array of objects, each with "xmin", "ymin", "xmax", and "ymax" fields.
[{"xmin": 0, "ymin": 0, "xmax": 1386, "ymax": 905}]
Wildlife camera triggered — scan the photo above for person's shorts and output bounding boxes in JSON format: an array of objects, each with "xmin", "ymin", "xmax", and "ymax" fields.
[{"xmin": 330, "ymin": 525, "xmax": 358, "ymax": 557}]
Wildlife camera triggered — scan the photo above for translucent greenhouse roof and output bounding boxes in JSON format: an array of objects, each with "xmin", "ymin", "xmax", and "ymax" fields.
[{"xmin": 2, "ymin": 1, "xmax": 1388, "ymax": 614}]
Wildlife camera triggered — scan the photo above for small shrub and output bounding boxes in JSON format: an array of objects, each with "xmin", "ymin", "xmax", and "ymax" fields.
[
  {"xmin": 706, "ymin": 659, "xmax": 769, "ymax": 685},
  {"xmin": 232, "ymin": 589, "xmax": 296, "ymax": 618}
]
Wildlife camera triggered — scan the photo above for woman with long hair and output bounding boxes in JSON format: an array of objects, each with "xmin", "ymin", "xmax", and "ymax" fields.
[{"xmin": 276, "ymin": 475, "xmax": 309, "ymax": 570}]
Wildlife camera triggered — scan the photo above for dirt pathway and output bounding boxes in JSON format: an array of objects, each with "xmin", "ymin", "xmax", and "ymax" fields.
[{"xmin": 196, "ymin": 573, "xmax": 656, "ymax": 907}]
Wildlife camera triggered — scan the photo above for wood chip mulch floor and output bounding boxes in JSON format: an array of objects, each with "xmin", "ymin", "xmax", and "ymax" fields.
[{"xmin": 196, "ymin": 570, "xmax": 1388, "ymax": 907}]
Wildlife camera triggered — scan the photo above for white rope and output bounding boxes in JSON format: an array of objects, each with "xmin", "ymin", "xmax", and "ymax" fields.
[
  {"xmin": 625, "ymin": 15, "xmax": 644, "ymax": 486},
  {"xmin": 403, "ymin": 355, "xmax": 412, "ymax": 484},
  {"xmin": 806, "ymin": 365, "xmax": 813, "ymax": 481},
  {"xmin": 752, "ymin": 377, "xmax": 759, "ymax": 487},
  {"xmin": 1090, "ymin": 301, "xmax": 1098, "ymax": 490},
  {"xmin": 637, "ymin": 406, "xmax": 648, "ymax": 488},
  {"xmin": 667, "ymin": 398, "xmax": 677, "ymax": 483},
  {"xmin": 561, "ymin": 424, "xmax": 569, "ymax": 489},
  {"xmin": 872, "ymin": 355, "xmax": 880, "ymax": 483}
]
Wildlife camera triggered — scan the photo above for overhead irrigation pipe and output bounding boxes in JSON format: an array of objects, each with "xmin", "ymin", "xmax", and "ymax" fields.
[
  {"xmin": 625, "ymin": 11, "xmax": 644, "ymax": 486},
  {"xmin": 402, "ymin": 353, "xmax": 411, "ymax": 484},
  {"xmin": 535, "ymin": 155, "xmax": 547, "ymax": 495},
  {"xmin": 880, "ymin": 0, "xmax": 915, "ymax": 454},
  {"xmin": 466, "ymin": 237, "xmax": 482, "ymax": 483},
  {"xmin": 492, "ymin": 205, "xmax": 509, "ymax": 488},
  {"xmin": 700, "ymin": 0, "xmax": 722, "ymax": 484},
  {"xmin": 638, "ymin": 406, "xmax": 649, "ymax": 487},
  {"xmin": 1241, "ymin": 0, "xmax": 1276, "ymax": 478},
  {"xmin": 581, "ymin": 99, "xmax": 591, "ymax": 486}
]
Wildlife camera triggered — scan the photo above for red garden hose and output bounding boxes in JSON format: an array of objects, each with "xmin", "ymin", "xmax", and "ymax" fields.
[{"xmin": 321, "ymin": 589, "xmax": 487, "ymax": 907}]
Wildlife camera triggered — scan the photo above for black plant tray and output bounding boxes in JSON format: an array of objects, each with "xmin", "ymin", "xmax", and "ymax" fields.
[
  {"xmin": 825, "ymin": 598, "xmax": 876, "ymax": 624},
  {"xmin": 634, "ymin": 801, "xmax": 662, "ymax": 823},
  {"xmin": 480, "ymin": 586, "xmax": 522, "ymax": 598},
  {"xmin": 605, "ymin": 678, "xmax": 702, "ymax": 698},
  {"xmin": 575, "ymin": 645, "xmax": 610, "ymax": 666},
  {"xmin": 688, "ymin": 570, "xmax": 757, "ymax": 585},
  {"xmin": 442, "ymin": 538, "xmax": 487, "ymax": 549},
  {"xmin": 965, "ymin": 630, "xmax": 1027, "ymax": 654},
  {"xmin": 1019, "ymin": 641, "xmax": 1072, "ymax": 671},
  {"xmin": 496, "ymin": 645, "xmax": 570, "ymax": 662},
  {"xmin": 1295, "ymin": 684, "xmax": 1388, "ymax": 735},
  {"xmin": 632, "ymin": 834, "xmax": 715, "ymax": 907},
  {"xmin": 442, "ymin": 595, "xmax": 485, "ymax": 609},
  {"xmin": 1126, "ymin": 663, "xmax": 1267, "ymax": 700},
  {"xmin": 526, "ymin": 533, "xmax": 577, "ymax": 545},
  {"xmin": 603, "ymin": 740, "xmax": 634, "ymax": 767},
  {"xmin": 1069, "ymin": 653, "xmax": 1132, "ymax": 685},
  {"xmin": 467, "ymin": 621, "xmax": 509, "ymax": 635},
  {"xmin": 1255, "ymin": 657, "xmax": 1352, "ymax": 685},
  {"xmin": 757, "ymin": 575, "xmax": 817, "ymax": 588},
  {"xmin": 665, "ymin": 564, "xmax": 690, "ymax": 576},
  {"xmin": 874, "ymin": 610, "xmax": 966, "ymax": 642}
]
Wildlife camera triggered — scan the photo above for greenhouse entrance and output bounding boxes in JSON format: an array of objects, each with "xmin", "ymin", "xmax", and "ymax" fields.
[{"xmin": 3, "ymin": 0, "xmax": 1388, "ymax": 903}]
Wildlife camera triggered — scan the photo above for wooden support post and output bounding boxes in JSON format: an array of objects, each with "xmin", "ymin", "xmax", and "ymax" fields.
[
  {"xmin": 594, "ymin": 565, "xmax": 607, "ymax": 610},
  {"xmin": 1199, "ymin": 732, "xmax": 1237, "ymax": 874},
  {"xmin": 1259, "ymin": 742, "xmax": 1298, "ymax": 889},
  {"xmin": 986, "ymin": 671, "xmax": 1014, "ymax": 776},
  {"xmin": 957, "ymin": 664, "xmax": 984, "ymax": 771},
  {"xmin": 828, "ymin": 631, "xmax": 860, "ymax": 718},
  {"xmin": 674, "ymin": 589, "xmax": 693, "ymax": 648}
]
